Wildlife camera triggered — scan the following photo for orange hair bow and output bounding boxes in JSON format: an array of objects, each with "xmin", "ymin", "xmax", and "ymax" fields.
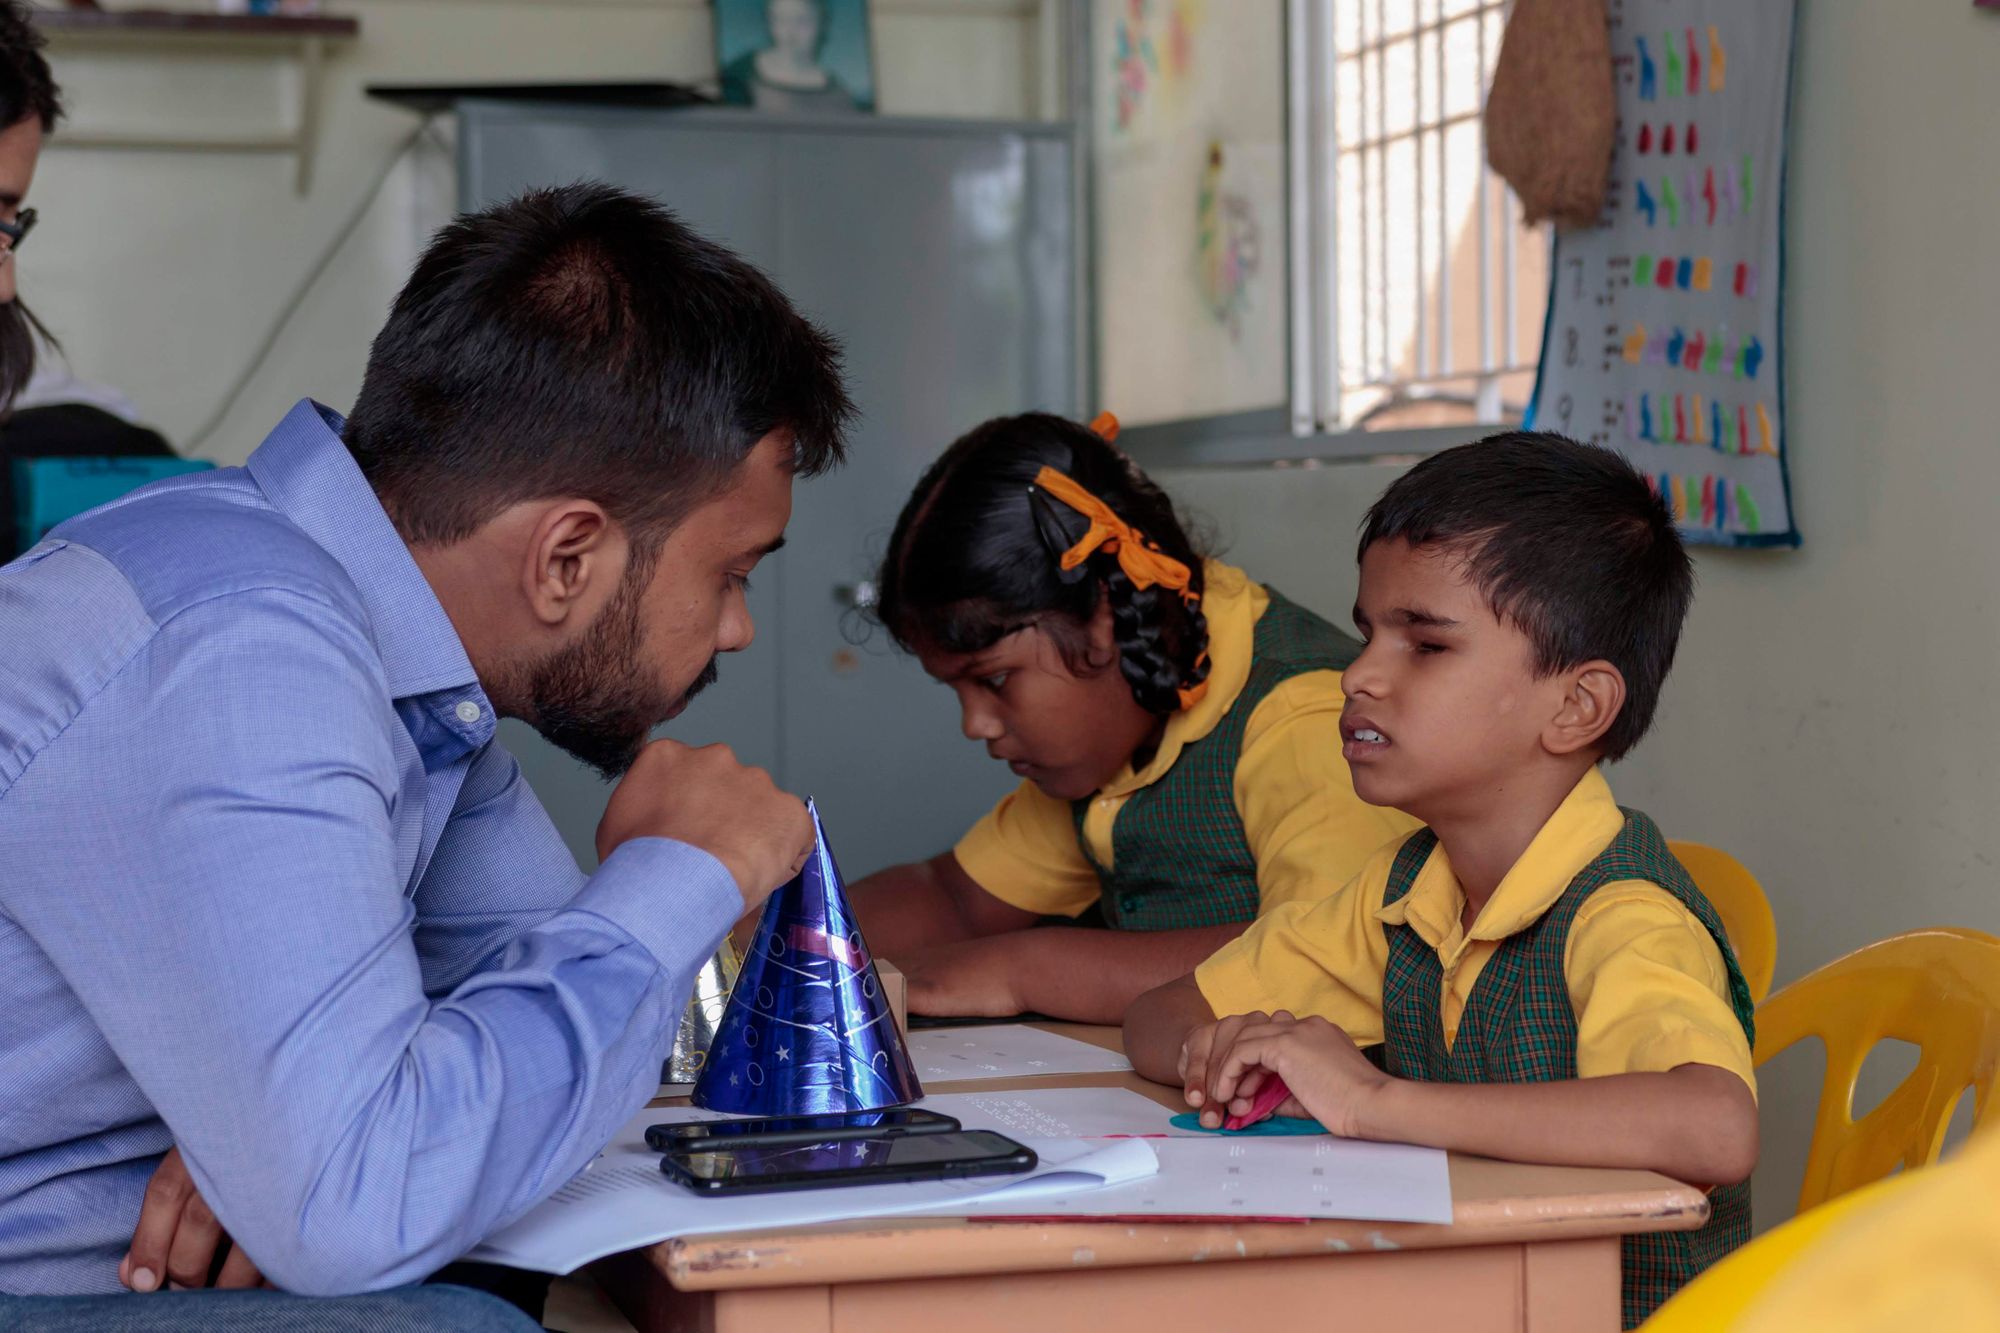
[{"xmin": 1030, "ymin": 459, "xmax": 1211, "ymax": 710}]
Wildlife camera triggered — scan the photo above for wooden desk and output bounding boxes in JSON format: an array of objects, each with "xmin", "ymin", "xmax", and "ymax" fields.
[{"xmin": 598, "ymin": 1025, "xmax": 1707, "ymax": 1333}]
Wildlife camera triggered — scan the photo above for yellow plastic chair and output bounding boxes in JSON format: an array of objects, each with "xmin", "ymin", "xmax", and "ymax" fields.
[
  {"xmin": 1639, "ymin": 1167, "xmax": 1918, "ymax": 1330},
  {"xmin": 1668, "ymin": 840, "xmax": 1777, "ymax": 1003},
  {"xmin": 1753, "ymin": 927, "xmax": 2000, "ymax": 1213}
]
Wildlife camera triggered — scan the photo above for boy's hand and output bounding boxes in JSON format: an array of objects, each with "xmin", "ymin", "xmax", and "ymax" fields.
[
  {"xmin": 1177, "ymin": 1010, "xmax": 1276, "ymax": 1114},
  {"xmin": 1206, "ymin": 1013, "xmax": 1390, "ymax": 1136},
  {"xmin": 898, "ymin": 935, "xmax": 1027, "ymax": 1017}
]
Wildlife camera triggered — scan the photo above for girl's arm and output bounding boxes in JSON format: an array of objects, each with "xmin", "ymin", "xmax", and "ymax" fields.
[
  {"xmin": 1207, "ymin": 1015, "xmax": 1758, "ymax": 1185},
  {"xmin": 904, "ymin": 924, "xmax": 1245, "ymax": 1024},
  {"xmin": 847, "ymin": 851, "xmax": 1038, "ymax": 956}
]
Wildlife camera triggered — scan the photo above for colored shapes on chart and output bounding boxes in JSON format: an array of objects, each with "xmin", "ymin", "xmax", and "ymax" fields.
[
  {"xmin": 1686, "ymin": 28, "xmax": 1701, "ymax": 95},
  {"xmin": 1662, "ymin": 123, "xmax": 1675, "ymax": 155},
  {"xmin": 1740, "ymin": 335, "xmax": 1765, "ymax": 381},
  {"xmin": 1703, "ymin": 335, "xmax": 1724, "ymax": 375},
  {"xmin": 1667, "ymin": 327, "xmax": 1687, "ymax": 365},
  {"xmin": 1639, "ymin": 394, "xmax": 1655, "ymax": 440},
  {"xmin": 1664, "ymin": 33, "xmax": 1682, "ymax": 97},
  {"xmin": 1656, "ymin": 258, "xmax": 1675, "ymax": 289},
  {"xmin": 1737, "ymin": 404, "xmax": 1750, "ymax": 453},
  {"xmin": 1702, "ymin": 167, "xmax": 1717, "ymax": 225},
  {"xmin": 1635, "ymin": 254, "xmax": 1654, "ymax": 285},
  {"xmin": 1685, "ymin": 329, "xmax": 1707, "ymax": 370},
  {"xmin": 1638, "ymin": 122, "xmax": 1653, "ymax": 154},
  {"xmin": 1662, "ymin": 175, "xmax": 1680, "ymax": 227},
  {"xmin": 1686, "ymin": 122, "xmax": 1699, "ymax": 156},
  {"xmin": 1676, "ymin": 257, "xmax": 1693, "ymax": 290},
  {"xmin": 1623, "ymin": 323, "xmax": 1648, "ymax": 364},
  {"xmin": 1756, "ymin": 402, "xmax": 1774, "ymax": 455},
  {"xmin": 1693, "ymin": 256, "xmax": 1713, "ymax": 291},
  {"xmin": 1636, "ymin": 178, "xmax": 1658, "ymax": 226},
  {"xmin": 1637, "ymin": 36, "xmax": 1657, "ymax": 101},
  {"xmin": 1737, "ymin": 484, "xmax": 1760, "ymax": 533},
  {"xmin": 1702, "ymin": 474, "xmax": 1717, "ymax": 527},
  {"xmin": 1734, "ymin": 262, "xmax": 1758, "ymax": 299},
  {"xmin": 1691, "ymin": 393, "xmax": 1708, "ymax": 445},
  {"xmin": 1710, "ymin": 399, "xmax": 1725, "ymax": 451},
  {"xmin": 1709, "ymin": 26, "xmax": 1727, "ymax": 92},
  {"xmin": 1673, "ymin": 394, "xmax": 1688, "ymax": 443}
]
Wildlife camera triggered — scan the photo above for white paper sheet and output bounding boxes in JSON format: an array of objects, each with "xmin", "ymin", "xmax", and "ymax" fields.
[
  {"xmin": 940, "ymin": 1135, "xmax": 1453, "ymax": 1226},
  {"xmin": 465, "ymin": 1106, "xmax": 1158, "ymax": 1274},
  {"xmin": 907, "ymin": 1025, "xmax": 1134, "ymax": 1082},
  {"xmin": 917, "ymin": 1087, "xmax": 1200, "ymax": 1141}
]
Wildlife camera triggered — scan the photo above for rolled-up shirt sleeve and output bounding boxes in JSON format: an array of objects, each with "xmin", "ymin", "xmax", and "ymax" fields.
[{"xmin": 0, "ymin": 589, "xmax": 738, "ymax": 1295}]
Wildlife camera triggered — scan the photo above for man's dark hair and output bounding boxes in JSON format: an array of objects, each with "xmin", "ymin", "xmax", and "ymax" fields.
[
  {"xmin": 1358, "ymin": 431, "xmax": 1694, "ymax": 762},
  {"xmin": 343, "ymin": 182, "xmax": 853, "ymax": 549},
  {"xmin": 0, "ymin": 1, "xmax": 59, "ymax": 134},
  {"xmin": 0, "ymin": 0, "xmax": 62, "ymax": 415}
]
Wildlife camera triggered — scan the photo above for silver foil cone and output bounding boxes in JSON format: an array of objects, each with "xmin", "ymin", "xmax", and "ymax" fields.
[{"xmin": 665, "ymin": 939, "xmax": 742, "ymax": 1084}]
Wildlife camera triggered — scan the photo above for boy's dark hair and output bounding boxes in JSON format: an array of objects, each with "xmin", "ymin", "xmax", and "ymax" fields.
[
  {"xmin": 343, "ymin": 182, "xmax": 853, "ymax": 551},
  {"xmin": 0, "ymin": 0, "xmax": 62, "ymax": 415},
  {"xmin": 1358, "ymin": 431, "xmax": 1693, "ymax": 762},
  {"xmin": 876, "ymin": 412, "xmax": 1210, "ymax": 715}
]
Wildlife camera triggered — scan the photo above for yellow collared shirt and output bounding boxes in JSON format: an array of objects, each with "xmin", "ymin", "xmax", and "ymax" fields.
[
  {"xmin": 953, "ymin": 561, "xmax": 1417, "ymax": 921},
  {"xmin": 1195, "ymin": 768, "xmax": 1756, "ymax": 1095}
]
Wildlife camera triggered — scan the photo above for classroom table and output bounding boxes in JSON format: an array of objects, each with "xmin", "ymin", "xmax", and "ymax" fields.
[{"xmin": 595, "ymin": 1024, "xmax": 1708, "ymax": 1333}]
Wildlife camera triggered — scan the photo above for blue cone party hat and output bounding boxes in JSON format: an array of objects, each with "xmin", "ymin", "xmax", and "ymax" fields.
[{"xmin": 692, "ymin": 800, "xmax": 922, "ymax": 1114}]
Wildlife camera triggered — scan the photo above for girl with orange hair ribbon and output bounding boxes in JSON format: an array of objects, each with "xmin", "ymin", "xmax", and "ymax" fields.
[{"xmin": 833, "ymin": 412, "xmax": 1416, "ymax": 1023}]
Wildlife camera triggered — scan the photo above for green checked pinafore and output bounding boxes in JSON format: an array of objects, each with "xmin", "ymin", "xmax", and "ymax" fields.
[
  {"xmin": 1070, "ymin": 587, "xmax": 1361, "ymax": 931},
  {"xmin": 1378, "ymin": 810, "xmax": 1756, "ymax": 1329}
]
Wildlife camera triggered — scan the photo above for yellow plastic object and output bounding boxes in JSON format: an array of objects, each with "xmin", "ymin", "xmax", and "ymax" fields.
[
  {"xmin": 1753, "ymin": 927, "xmax": 2000, "ymax": 1213},
  {"xmin": 1640, "ymin": 1169, "xmax": 1918, "ymax": 1330},
  {"xmin": 1667, "ymin": 840, "xmax": 1777, "ymax": 1004}
]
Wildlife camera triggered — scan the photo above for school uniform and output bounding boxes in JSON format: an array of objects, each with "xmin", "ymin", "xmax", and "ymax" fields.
[
  {"xmin": 1197, "ymin": 768, "xmax": 1756, "ymax": 1327},
  {"xmin": 954, "ymin": 560, "xmax": 1419, "ymax": 930}
]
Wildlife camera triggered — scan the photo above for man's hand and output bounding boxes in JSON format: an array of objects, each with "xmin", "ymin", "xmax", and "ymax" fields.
[
  {"xmin": 898, "ymin": 935, "xmax": 1029, "ymax": 1018},
  {"xmin": 597, "ymin": 739, "xmax": 812, "ymax": 912},
  {"xmin": 121, "ymin": 1149, "xmax": 264, "ymax": 1292},
  {"xmin": 1204, "ymin": 1012, "xmax": 1390, "ymax": 1136}
]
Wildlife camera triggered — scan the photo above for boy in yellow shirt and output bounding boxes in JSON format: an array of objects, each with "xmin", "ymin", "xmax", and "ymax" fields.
[{"xmin": 1125, "ymin": 432, "xmax": 1757, "ymax": 1328}]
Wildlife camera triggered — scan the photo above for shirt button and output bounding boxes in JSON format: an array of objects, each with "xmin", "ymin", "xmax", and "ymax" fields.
[{"xmin": 455, "ymin": 701, "xmax": 483, "ymax": 724}]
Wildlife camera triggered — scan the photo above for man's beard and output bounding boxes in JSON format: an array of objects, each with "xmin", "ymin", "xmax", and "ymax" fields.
[{"xmin": 526, "ymin": 565, "xmax": 721, "ymax": 781}]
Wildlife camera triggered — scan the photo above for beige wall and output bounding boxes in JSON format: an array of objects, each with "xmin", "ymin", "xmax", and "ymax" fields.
[
  {"xmin": 1160, "ymin": 0, "xmax": 2000, "ymax": 1225},
  {"xmin": 27, "ymin": 0, "xmax": 1044, "ymax": 463}
]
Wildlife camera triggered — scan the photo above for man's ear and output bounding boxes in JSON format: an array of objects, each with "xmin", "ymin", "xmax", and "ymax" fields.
[
  {"xmin": 1543, "ymin": 660, "xmax": 1627, "ymax": 757},
  {"xmin": 520, "ymin": 500, "xmax": 623, "ymax": 628}
]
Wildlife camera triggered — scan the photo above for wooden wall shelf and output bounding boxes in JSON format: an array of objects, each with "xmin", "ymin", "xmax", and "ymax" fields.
[{"xmin": 35, "ymin": 8, "xmax": 361, "ymax": 194}]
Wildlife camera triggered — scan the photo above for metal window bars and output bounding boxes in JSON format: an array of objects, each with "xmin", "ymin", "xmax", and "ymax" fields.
[{"xmin": 1287, "ymin": 0, "xmax": 1547, "ymax": 436}]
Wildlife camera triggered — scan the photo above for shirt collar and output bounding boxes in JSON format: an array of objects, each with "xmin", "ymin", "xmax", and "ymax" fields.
[
  {"xmin": 1097, "ymin": 560, "xmax": 1263, "ymax": 799},
  {"xmin": 1375, "ymin": 768, "xmax": 1626, "ymax": 958},
  {"xmin": 245, "ymin": 400, "xmax": 494, "ymax": 756}
]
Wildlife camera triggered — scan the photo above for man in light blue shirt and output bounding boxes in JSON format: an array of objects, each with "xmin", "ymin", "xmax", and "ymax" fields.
[{"xmin": 0, "ymin": 181, "xmax": 851, "ymax": 1316}]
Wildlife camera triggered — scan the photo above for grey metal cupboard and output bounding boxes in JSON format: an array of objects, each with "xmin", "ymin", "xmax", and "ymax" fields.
[{"xmin": 457, "ymin": 101, "xmax": 1079, "ymax": 876}]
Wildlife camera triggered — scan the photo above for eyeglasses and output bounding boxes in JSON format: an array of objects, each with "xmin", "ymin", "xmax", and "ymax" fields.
[{"xmin": 0, "ymin": 208, "xmax": 37, "ymax": 254}]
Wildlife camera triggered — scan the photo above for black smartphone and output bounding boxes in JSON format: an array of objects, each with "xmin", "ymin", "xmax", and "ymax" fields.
[
  {"xmin": 658, "ymin": 1129, "xmax": 1037, "ymax": 1196},
  {"xmin": 645, "ymin": 1107, "xmax": 960, "ymax": 1153}
]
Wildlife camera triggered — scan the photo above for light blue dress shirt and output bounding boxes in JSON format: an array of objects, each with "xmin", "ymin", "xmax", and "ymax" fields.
[{"xmin": 0, "ymin": 400, "xmax": 740, "ymax": 1296}]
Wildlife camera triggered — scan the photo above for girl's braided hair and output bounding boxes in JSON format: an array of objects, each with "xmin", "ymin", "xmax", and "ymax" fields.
[{"xmin": 875, "ymin": 413, "xmax": 1210, "ymax": 715}]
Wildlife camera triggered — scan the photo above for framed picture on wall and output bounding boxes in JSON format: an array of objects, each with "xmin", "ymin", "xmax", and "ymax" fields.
[{"xmin": 714, "ymin": 0, "xmax": 876, "ymax": 114}]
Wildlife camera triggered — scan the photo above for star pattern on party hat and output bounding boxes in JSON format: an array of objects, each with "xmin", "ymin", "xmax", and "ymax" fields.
[{"xmin": 692, "ymin": 800, "xmax": 922, "ymax": 1115}]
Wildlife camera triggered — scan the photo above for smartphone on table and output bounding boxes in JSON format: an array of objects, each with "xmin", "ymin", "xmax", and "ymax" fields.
[
  {"xmin": 659, "ymin": 1129, "xmax": 1037, "ymax": 1196},
  {"xmin": 646, "ymin": 1107, "xmax": 959, "ymax": 1153}
]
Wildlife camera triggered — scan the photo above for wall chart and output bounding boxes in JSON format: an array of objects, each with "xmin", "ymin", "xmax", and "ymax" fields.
[{"xmin": 1527, "ymin": 0, "xmax": 1801, "ymax": 547}]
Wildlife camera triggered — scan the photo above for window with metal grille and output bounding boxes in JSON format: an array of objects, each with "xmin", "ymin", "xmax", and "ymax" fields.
[{"xmin": 1289, "ymin": 0, "xmax": 1551, "ymax": 436}]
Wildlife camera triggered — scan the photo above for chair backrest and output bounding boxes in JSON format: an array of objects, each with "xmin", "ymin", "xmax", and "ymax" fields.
[
  {"xmin": 1753, "ymin": 927, "xmax": 2000, "ymax": 1213},
  {"xmin": 1668, "ymin": 839, "xmax": 1777, "ymax": 1004}
]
